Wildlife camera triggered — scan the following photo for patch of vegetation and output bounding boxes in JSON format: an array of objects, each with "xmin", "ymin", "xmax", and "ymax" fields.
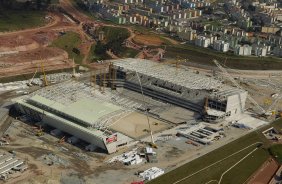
[
  {"xmin": 0, "ymin": 0, "xmax": 58, "ymax": 32},
  {"xmin": 0, "ymin": 10, "xmax": 46, "ymax": 32},
  {"xmin": 87, "ymin": 44, "xmax": 97, "ymax": 62},
  {"xmin": 93, "ymin": 26, "xmax": 130, "ymax": 58},
  {"xmin": 70, "ymin": 0, "xmax": 96, "ymax": 18},
  {"xmin": 88, "ymin": 42, "xmax": 111, "ymax": 61},
  {"xmin": 149, "ymin": 119, "xmax": 282, "ymax": 184},
  {"xmin": 50, "ymin": 32, "xmax": 83, "ymax": 64},
  {"xmin": 100, "ymin": 26, "xmax": 130, "ymax": 44},
  {"xmin": 165, "ymin": 44, "xmax": 282, "ymax": 70},
  {"xmin": 119, "ymin": 47, "xmax": 139, "ymax": 58},
  {"xmin": 269, "ymin": 144, "xmax": 282, "ymax": 163},
  {"xmin": 0, "ymin": 0, "xmax": 54, "ymax": 10}
]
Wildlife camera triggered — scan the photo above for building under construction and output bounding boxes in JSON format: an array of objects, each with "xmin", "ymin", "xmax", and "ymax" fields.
[
  {"xmin": 13, "ymin": 81, "xmax": 132, "ymax": 154},
  {"xmin": 111, "ymin": 58, "xmax": 248, "ymax": 123},
  {"xmin": 13, "ymin": 58, "xmax": 248, "ymax": 153}
]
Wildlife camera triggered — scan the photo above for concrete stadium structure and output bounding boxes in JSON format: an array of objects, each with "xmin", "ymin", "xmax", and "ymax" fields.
[
  {"xmin": 14, "ymin": 83, "xmax": 132, "ymax": 154},
  {"xmin": 13, "ymin": 58, "xmax": 248, "ymax": 154},
  {"xmin": 112, "ymin": 58, "xmax": 248, "ymax": 123}
]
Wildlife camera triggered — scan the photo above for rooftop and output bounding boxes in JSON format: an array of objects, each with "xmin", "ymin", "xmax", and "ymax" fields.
[
  {"xmin": 28, "ymin": 95, "xmax": 122, "ymax": 127},
  {"xmin": 112, "ymin": 58, "xmax": 223, "ymax": 90}
]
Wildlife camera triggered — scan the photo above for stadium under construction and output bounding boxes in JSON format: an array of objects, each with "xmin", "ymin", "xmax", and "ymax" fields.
[{"xmin": 13, "ymin": 58, "xmax": 253, "ymax": 154}]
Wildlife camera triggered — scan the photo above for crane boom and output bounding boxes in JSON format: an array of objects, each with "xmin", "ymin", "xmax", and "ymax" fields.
[
  {"xmin": 213, "ymin": 59, "xmax": 266, "ymax": 114},
  {"xmin": 28, "ymin": 69, "xmax": 38, "ymax": 86}
]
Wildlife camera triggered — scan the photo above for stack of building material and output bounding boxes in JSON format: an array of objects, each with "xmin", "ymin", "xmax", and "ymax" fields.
[{"xmin": 139, "ymin": 167, "xmax": 164, "ymax": 181}]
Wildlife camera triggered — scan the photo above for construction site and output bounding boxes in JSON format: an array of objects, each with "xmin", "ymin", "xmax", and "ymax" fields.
[
  {"xmin": 0, "ymin": 56, "xmax": 280, "ymax": 183},
  {"xmin": 11, "ymin": 58, "xmax": 268, "ymax": 153},
  {"xmin": 1, "ymin": 0, "xmax": 282, "ymax": 183}
]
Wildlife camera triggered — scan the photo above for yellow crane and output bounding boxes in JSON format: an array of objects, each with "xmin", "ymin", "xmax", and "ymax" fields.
[
  {"xmin": 35, "ymin": 125, "xmax": 44, "ymax": 137},
  {"xmin": 41, "ymin": 61, "xmax": 48, "ymax": 87}
]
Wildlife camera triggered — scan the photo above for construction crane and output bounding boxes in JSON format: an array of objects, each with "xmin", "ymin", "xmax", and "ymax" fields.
[
  {"xmin": 135, "ymin": 71, "xmax": 156, "ymax": 148},
  {"xmin": 213, "ymin": 59, "xmax": 266, "ymax": 115},
  {"xmin": 28, "ymin": 68, "xmax": 38, "ymax": 86},
  {"xmin": 41, "ymin": 61, "xmax": 48, "ymax": 87}
]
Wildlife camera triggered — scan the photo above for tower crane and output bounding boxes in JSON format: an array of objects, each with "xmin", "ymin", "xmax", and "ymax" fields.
[
  {"xmin": 213, "ymin": 59, "xmax": 266, "ymax": 115},
  {"xmin": 135, "ymin": 71, "xmax": 156, "ymax": 147}
]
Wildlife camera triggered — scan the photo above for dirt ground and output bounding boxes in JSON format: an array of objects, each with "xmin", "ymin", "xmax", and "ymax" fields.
[
  {"xmin": 133, "ymin": 34, "xmax": 164, "ymax": 46},
  {"xmin": 110, "ymin": 112, "xmax": 169, "ymax": 139},
  {"xmin": 0, "ymin": 0, "xmax": 99, "ymax": 79},
  {"xmin": 0, "ymin": 47, "xmax": 72, "ymax": 78},
  {"xmin": 247, "ymin": 158, "xmax": 279, "ymax": 184}
]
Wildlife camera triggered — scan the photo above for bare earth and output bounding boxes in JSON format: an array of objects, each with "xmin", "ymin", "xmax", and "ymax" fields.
[{"xmin": 110, "ymin": 112, "xmax": 169, "ymax": 139}]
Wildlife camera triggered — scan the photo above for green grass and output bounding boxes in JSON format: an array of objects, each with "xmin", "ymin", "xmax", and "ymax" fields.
[
  {"xmin": 119, "ymin": 47, "xmax": 139, "ymax": 58},
  {"xmin": 149, "ymin": 119, "xmax": 282, "ymax": 184},
  {"xmin": 88, "ymin": 44, "xmax": 97, "ymax": 62},
  {"xmin": 50, "ymin": 0, "xmax": 59, "ymax": 4},
  {"xmin": 269, "ymin": 144, "xmax": 282, "ymax": 163},
  {"xmin": 0, "ymin": 10, "xmax": 46, "ymax": 32},
  {"xmin": 165, "ymin": 44, "xmax": 282, "ymax": 70},
  {"xmin": 50, "ymin": 32, "xmax": 84, "ymax": 64},
  {"xmin": 98, "ymin": 26, "xmax": 130, "ymax": 43}
]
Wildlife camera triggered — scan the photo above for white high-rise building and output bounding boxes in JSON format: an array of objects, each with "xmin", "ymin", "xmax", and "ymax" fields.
[
  {"xmin": 234, "ymin": 45, "xmax": 252, "ymax": 56},
  {"xmin": 195, "ymin": 36, "xmax": 211, "ymax": 48},
  {"xmin": 252, "ymin": 45, "xmax": 267, "ymax": 57},
  {"xmin": 213, "ymin": 40, "xmax": 230, "ymax": 52}
]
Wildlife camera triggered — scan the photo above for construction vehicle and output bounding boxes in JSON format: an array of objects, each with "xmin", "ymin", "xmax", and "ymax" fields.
[
  {"xmin": 35, "ymin": 126, "xmax": 44, "ymax": 137},
  {"xmin": 58, "ymin": 136, "xmax": 65, "ymax": 144}
]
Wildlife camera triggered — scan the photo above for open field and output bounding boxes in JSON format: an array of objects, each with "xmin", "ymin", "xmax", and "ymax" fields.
[
  {"xmin": 133, "ymin": 34, "xmax": 165, "ymax": 46},
  {"xmin": 149, "ymin": 119, "xmax": 282, "ymax": 184},
  {"xmin": 119, "ymin": 47, "xmax": 139, "ymax": 58},
  {"xmin": 50, "ymin": 31, "xmax": 84, "ymax": 64},
  {"xmin": 0, "ymin": 10, "xmax": 46, "ymax": 32},
  {"xmin": 269, "ymin": 144, "xmax": 282, "ymax": 164},
  {"xmin": 0, "ymin": 47, "xmax": 72, "ymax": 78}
]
